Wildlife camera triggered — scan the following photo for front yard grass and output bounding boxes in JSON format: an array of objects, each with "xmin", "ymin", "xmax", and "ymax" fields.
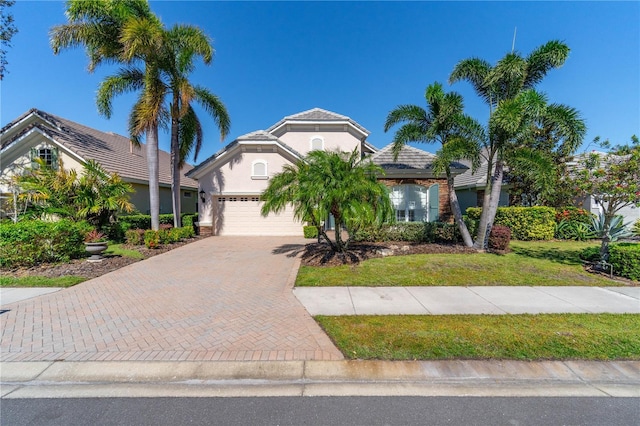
[
  {"xmin": 0, "ymin": 275, "xmax": 86, "ymax": 288},
  {"xmin": 316, "ymin": 313, "xmax": 640, "ymax": 360},
  {"xmin": 296, "ymin": 240, "xmax": 621, "ymax": 287}
]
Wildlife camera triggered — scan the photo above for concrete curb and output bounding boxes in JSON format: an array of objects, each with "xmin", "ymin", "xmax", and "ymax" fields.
[{"xmin": 2, "ymin": 360, "xmax": 639, "ymax": 398}]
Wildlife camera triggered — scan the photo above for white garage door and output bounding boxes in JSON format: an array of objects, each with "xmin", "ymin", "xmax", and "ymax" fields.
[{"xmin": 214, "ymin": 196, "xmax": 302, "ymax": 236}]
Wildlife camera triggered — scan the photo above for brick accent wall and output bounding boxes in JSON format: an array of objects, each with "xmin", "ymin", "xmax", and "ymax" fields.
[
  {"xmin": 378, "ymin": 178, "xmax": 453, "ymax": 223},
  {"xmin": 199, "ymin": 226, "xmax": 213, "ymax": 237}
]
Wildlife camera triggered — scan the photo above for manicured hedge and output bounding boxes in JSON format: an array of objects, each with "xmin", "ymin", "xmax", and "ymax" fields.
[
  {"xmin": 354, "ymin": 222, "xmax": 460, "ymax": 244},
  {"xmin": 0, "ymin": 219, "xmax": 91, "ymax": 268},
  {"xmin": 120, "ymin": 213, "xmax": 197, "ymax": 230},
  {"xmin": 466, "ymin": 206, "xmax": 556, "ymax": 241},
  {"xmin": 489, "ymin": 225, "xmax": 511, "ymax": 251},
  {"xmin": 609, "ymin": 243, "xmax": 640, "ymax": 281}
]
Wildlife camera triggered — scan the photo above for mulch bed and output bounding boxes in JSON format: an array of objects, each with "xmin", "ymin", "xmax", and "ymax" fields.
[
  {"xmin": 300, "ymin": 241, "xmax": 477, "ymax": 267},
  {"xmin": 3, "ymin": 236, "xmax": 205, "ymax": 280}
]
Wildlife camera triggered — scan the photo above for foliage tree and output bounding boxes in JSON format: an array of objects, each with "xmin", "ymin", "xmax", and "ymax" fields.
[
  {"xmin": 449, "ymin": 40, "xmax": 585, "ymax": 249},
  {"xmin": 261, "ymin": 149, "xmax": 394, "ymax": 253},
  {"xmin": 0, "ymin": 0, "xmax": 17, "ymax": 79},
  {"xmin": 568, "ymin": 136, "xmax": 640, "ymax": 261},
  {"xmin": 51, "ymin": 0, "xmax": 165, "ymax": 230},
  {"xmin": 384, "ymin": 81, "xmax": 484, "ymax": 247},
  {"xmin": 16, "ymin": 158, "xmax": 134, "ymax": 229}
]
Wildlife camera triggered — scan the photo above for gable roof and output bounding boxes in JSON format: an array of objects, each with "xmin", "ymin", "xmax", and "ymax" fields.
[
  {"xmin": 1, "ymin": 109, "xmax": 197, "ymax": 189},
  {"xmin": 266, "ymin": 107, "xmax": 370, "ymax": 136},
  {"xmin": 371, "ymin": 144, "xmax": 467, "ymax": 174},
  {"xmin": 186, "ymin": 130, "xmax": 302, "ymax": 179}
]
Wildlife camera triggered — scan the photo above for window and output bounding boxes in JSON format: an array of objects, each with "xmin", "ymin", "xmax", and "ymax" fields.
[
  {"xmin": 184, "ymin": 191, "xmax": 192, "ymax": 198},
  {"xmin": 310, "ymin": 136, "xmax": 324, "ymax": 151},
  {"xmin": 252, "ymin": 160, "xmax": 268, "ymax": 179},
  {"xmin": 390, "ymin": 184, "xmax": 439, "ymax": 222},
  {"xmin": 30, "ymin": 146, "xmax": 58, "ymax": 169}
]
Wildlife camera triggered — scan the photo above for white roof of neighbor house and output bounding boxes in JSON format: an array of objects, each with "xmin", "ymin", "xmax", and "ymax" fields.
[{"xmin": 1, "ymin": 109, "xmax": 197, "ymax": 189}]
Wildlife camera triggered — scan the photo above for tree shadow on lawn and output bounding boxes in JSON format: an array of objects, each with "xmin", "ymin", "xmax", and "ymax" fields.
[{"xmin": 510, "ymin": 245, "xmax": 586, "ymax": 266}]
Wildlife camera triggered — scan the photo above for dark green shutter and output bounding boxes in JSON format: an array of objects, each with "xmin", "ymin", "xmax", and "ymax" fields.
[
  {"xmin": 30, "ymin": 148, "xmax": 38, "ymax": 169},
  {"xmin": 428, "ymin": 184, "xmax": 439, "ymax": 222},
  {"xmin": 51, "ymin": 147, "xmax": 59, "ymax": 170}
]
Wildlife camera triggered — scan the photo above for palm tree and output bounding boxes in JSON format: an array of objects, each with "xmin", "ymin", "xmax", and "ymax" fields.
[
  {"xmin": 384, "ymin": 82, "xmax": 484, "ymax": 247},
  {"xmin": 261, "ymin": 149, "xmax": 394, "ymax": 253},
  {"xmin": 449, "ymin": 40, "xmax": 585, "ymax": 249},
  {"xmin": 51, "ymin": 1, "xmax": 165, "ymax": 230},
  {"xmin": 163, "ymin": 25, "xmax": 230, "ymax": 228}
]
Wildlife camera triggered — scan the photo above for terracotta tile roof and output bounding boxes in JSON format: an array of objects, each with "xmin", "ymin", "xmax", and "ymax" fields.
[
  {"xmin": 371, "ymin": 143, "xmax": 466, "ymax": 172},
  {"xmin": 2, "ymin": 109, "xmax": 197, "ymax": 189}
]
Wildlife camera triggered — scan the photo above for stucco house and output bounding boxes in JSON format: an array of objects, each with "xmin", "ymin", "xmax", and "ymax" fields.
[
  {"xmin": 187, "ymin": 108, "xmax": 467, "ymax": 236},
  {"xmin": 1, "ymin": 109, "xmax": 198, "ymax": 217}
]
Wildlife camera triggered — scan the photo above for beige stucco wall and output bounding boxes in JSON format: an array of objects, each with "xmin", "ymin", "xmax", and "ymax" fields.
[
  {"xmin": 277, "ymin": 130, "xmax": 362, "ymax": 157},
  {"xmin": 129, "ymin": 183, "xmax": 196, "ymax": 215},
  {"xmin": 1, "ymin": 140, "xmax": 84, "ymax": 194},
  {"xmin": 197, "ymin": 147, "xmax": 296, "ymax": 226}
]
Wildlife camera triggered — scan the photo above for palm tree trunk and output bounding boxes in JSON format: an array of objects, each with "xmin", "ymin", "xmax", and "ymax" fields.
[
  {"xmin": 147, "ymin": 124, "xmax": 160, "ymax": 231},
  {"xmin": 476, "ymin": 159, "xmax": 505, "ymax": 249},
  {"xmin": 170, "ymin": 98, "xmax": 182, "ymax": 228},
  {"xmin": 446, "ymin": 173, "xmax": 473, "ymax": 247}
]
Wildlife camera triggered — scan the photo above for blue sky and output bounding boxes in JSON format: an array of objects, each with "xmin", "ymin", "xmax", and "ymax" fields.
[{"xmin": 2, "ymin": 1, "xmax": 638, "ymax": 165}]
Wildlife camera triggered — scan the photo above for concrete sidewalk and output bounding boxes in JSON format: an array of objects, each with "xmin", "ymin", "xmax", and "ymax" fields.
[
  {"xmin": 0, "ymin": 288, "xmax": 63, "ymax": 307},
  {"xmin": 294, "ymin": 286, "xmax": 640, "ymax": 315},
  {"xmin": 2, "ymin": 360, "xmax": 639, "ymax": 398}
]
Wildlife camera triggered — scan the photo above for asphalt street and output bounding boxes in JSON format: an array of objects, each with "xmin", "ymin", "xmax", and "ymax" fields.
[{"xmin": 2, "ymin": 396, "xmax": 639, "ymax": 426}]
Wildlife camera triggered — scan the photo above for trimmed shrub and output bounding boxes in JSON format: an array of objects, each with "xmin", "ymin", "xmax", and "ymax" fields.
[
  {"xmin": 125, "ymin": 229, "xmax": 145, "ymax": 245},
  {"xmin": 144, "ymin": 230, "xmax": 160, "ymax": 249},
  {"xmin": 488, "ymin": 225, "xmax": 511, "ymax": 251},
  {"xmin": 466, "ymin": 206, "xmax": 555, "ymax": 240},
  {"xmin": 303, "ymin": 225, "xmax": 319, "ymax": 239},
  {"xmin": 182, "ymin": 214, "xmax": 197, "ymax": 229},
  {"xmin": 555, "ymin": 207, "xmax": 593, "ymax": 226},
  {"xmin": 353, "ymin": 222, "xmax": 460, "ymax": 244},
  {"xmin": 0, "ymin": 219, "xmax": 91, "ymax": 268},
  {"xmin": 608, "ymin": 243, "xmax": 640, "ymax": 281},
  {"xmin": 579, "ymin": 246, "xmax": 600, "ymax": 262}
]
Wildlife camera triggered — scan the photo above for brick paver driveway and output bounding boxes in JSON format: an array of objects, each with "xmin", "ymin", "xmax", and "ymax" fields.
[{"xmin": 1, "ymin": 237, "xmax": 342, "ymax": 361}]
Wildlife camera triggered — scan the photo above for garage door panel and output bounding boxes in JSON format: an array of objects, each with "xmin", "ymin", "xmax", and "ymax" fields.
[{"xmin": 214, "ymin": 197, "xmax": 302, "ymax": 236}]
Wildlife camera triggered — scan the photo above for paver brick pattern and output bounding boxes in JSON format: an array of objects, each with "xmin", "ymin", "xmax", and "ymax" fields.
[{"xmin": 1, "ymin": 237, "xmax": 343, "ymax": 361}]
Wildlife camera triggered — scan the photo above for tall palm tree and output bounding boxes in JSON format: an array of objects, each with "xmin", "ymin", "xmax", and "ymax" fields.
[
  {"xmin": 51, "ymin": 0, "xmax": 165, "ymax": 230},
  {"xmin": 384, "ymin": 82, "xmax": 484, "ymax": 247},
  {"xmin": 163, "ymin": 25, "xmax": 230, "ymax": 228},
  {"xmin": 449, "ymin": 40, "xmax": 585, "ymax": 249},
  {"xmin": 261, "ymin": 149, "xmax": 394, "ymax": 253}
]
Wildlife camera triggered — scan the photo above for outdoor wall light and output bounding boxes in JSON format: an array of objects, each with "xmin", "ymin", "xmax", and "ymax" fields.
[{"xmin": 199, "ymin": 189, "xmax": 206, "ymax": 203}]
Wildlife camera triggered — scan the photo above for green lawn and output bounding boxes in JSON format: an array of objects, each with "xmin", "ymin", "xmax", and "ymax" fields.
[
  {"xmin": 296, "ymin": 240, "xmax": 622, "ymax": 287},
  {"xmin": 0, "ymin": 243, "xmax": 144, "ymax": 288},
  {"xmin": 0, "ymin": 275, "xmax": 86, "ymax": 288},
  {"xmin": 316, "ymin": 313, "xmax": 640, "ymax": 360}
]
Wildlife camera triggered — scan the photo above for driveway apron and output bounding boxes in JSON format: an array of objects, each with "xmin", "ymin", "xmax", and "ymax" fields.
[{"xmin": 0, "ymin": 237, "xmax": 342, "ymax": 362}]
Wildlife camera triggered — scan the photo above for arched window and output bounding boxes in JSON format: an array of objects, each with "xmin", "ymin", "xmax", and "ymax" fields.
[
  {"xmin": 390, "ymin": 184, "xmax": 439, "ymax": 222},
  {"xmin": 252, "ymin": 160, "xmax": 268, "ymax": 179},
  {"xmin": 310, "ymin": 136, "xmax": 324, "ymax": 151}
]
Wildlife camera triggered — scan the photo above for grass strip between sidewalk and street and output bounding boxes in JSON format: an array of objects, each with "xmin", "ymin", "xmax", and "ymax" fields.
[
  {"xmin": 297, "ymin": 241, "xmax": 623, "ymax": 287},
  {"xmin": 0, "ymin": 275, "xmax": 86, "ymax": 288},
  {"xmin": 316, "ymin": 313, "xmax": 640, "ymax": 360}
]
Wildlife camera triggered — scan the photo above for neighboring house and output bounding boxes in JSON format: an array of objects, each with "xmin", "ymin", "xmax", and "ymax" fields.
[
  {"xmin": 569, "ymin": 152, "xmax": 640, "ymax": 227},
  {"xmin": 454, "ymin": 159, "xmax": 510, "ymax": 214},
  {"xmin": 1, "ymin": 109, "xmax": 198, "ymax": 217},
  {"xmin": 187, "ymin": 108, "xmax": 467, "ymax": 236}
]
